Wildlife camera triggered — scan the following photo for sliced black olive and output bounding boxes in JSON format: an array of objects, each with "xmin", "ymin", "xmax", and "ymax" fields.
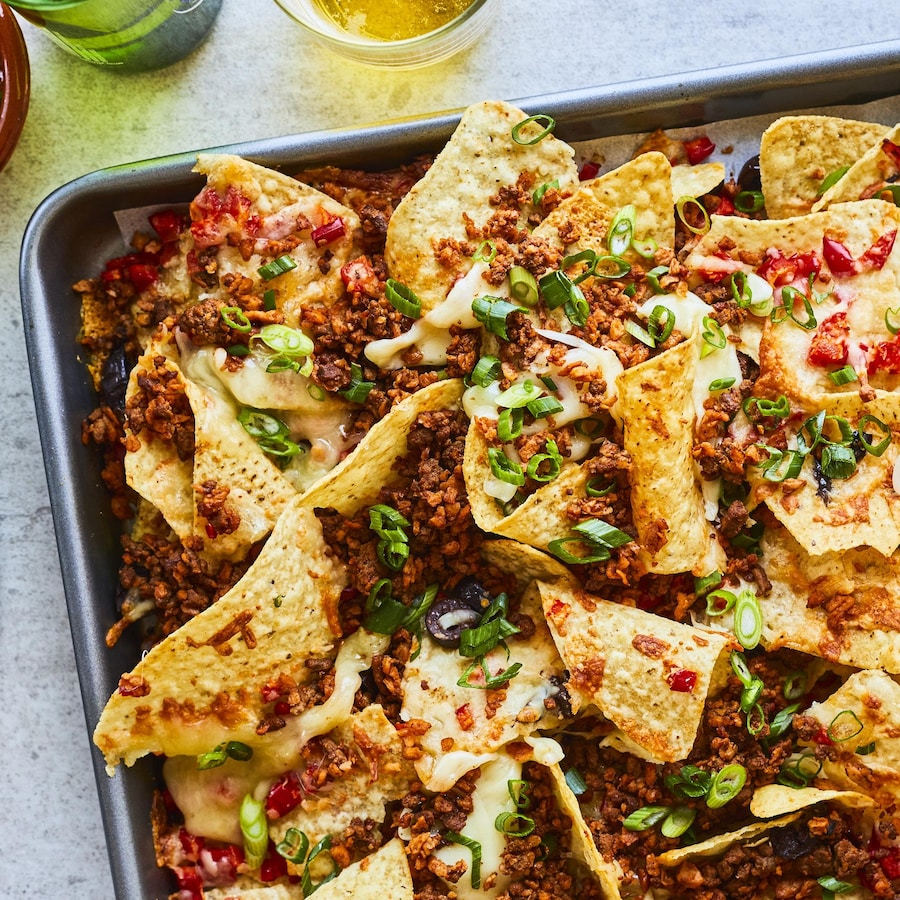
[
  {"xmin": 452, "ymin": 575, "xmax": 490, "ymax": 611},
  {"xmin": 100, "ymin": 343, "xmax": 131, "ymax": 417},
  {"xmin": 425, "ymin": 596, "xmax": 482, "ymax": 648},
  {"xmin": 547, "ymin": 674, "xmax": 574, "ymax": 718},
  {"xmin": 812, "ymin": 456, "xmax": 832, "ymax": 504},
  {"xmin": 738, "ymin": 154, "xmax": 762, "ymax": 193},
  {"xmin": 769, "ymin": 823, "xmax": 823, "ymax": 860}
]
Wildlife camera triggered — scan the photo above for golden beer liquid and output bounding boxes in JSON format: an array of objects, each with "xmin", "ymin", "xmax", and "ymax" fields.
[{"xmin": 313, "ymin": 0, "xmax": 474, "ymax": 41}]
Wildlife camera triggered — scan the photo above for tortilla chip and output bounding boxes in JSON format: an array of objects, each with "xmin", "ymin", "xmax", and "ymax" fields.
[
  {"xmin": 813, "ymin": 122, "xmax": 900, "ymax": 212},
  {"xmin": 400, "ymin": 579, "xmax": 566, "ymax": 790},
  {"xmin": 300, "ymin": 378, "xmax": 465, "ymax": 516},
  {"xmin": 204, "ymin": 884, "xmax": 301, "ymax": 900},
  {"xmin": 757, "ymin": 526, "xmax": 900, "ymax": 672},
  {"xmin": 478, "ymin": 537, "xmax": 579, "ymax": 591},
  {"xmin": 538, "ymin": 580, "xmax": 732, "ymax": 762},
  {"xmin": 123, "ymin": 335, "xmax": 195, "ymax": 538},
  {"xmin": 655, "ymin": 813, "xmax": 802, "ymax": 867},
  {"xmin": 385, "ymin": 100, "xmax": 577, "ymax": 314},
  {"xmin": 192, "ymin": 154, "xmax": 360, "ymax": 325},
  {"xmin": 617, "ymin": 336, "xmax": 724, "ymax": 575},
  {"xmin": 671, "ymin": 162, "xmax": 725, "ymax": 200},
  {"xmin": 269, "ymin": 707, "xmax": 416, "ymax": 872},
  {"xmin": 801, "ymin": 668, "xmax": 900, "ymax": 802},
  {"xmin": 312, "ymin": 838, "xmax": 413, "ymax": 900},
  {"xmin": 687, "ymin": 199, "xmax": 900, "ymax": 415},
  {"xmin": 749, "ymin": 443, "xmax": 900, "ymax": 557},
  {"xmin": 533, "ymin": 151, "xmax": 675, "ymax": 260},
  {"xmin": 759, "ymin": 115, "xmax": 889, "ymax": 218},
  {"xmin": 186, "ymin": 375, "xmax": 298, "ymax": 560},
  {"xmin": 751, "ymin": 784, "xmax": 874, "ymax": 818},
  {"xmin": 93, "ymin": 498, "xmax": 345, "ymax": 769}
]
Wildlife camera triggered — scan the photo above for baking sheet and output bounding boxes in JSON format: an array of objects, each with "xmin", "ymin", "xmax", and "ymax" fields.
[{"xmin": 20, "ymin": 41, "xmax": 900, "ymax": 898}]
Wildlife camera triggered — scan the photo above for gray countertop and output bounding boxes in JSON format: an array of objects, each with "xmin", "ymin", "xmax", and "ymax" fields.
[{"xmin": 0, "ymin": 1, "xmax": 893, "ymax": 896}]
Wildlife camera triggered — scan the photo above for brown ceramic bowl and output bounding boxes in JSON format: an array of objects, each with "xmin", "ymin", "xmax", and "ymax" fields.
[{"xmin": 0, "ymin": 2, "xmax": 29, "ymax": 173}]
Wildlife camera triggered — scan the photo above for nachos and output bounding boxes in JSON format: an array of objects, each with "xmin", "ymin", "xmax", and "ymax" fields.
[{"xmin": 79, "ymin": 103, "xmax": 900, "ymax": 899}]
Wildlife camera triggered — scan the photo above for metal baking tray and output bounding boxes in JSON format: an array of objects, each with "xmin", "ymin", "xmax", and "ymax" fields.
[{"xmin": 21, "ymin": 39, "xmax": 900, "ymax": 899}]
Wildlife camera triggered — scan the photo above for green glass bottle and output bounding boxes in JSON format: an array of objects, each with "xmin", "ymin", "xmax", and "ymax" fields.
[{"xmin": 7, "ymin": 0, "xmax": 223, "ymax": 72}]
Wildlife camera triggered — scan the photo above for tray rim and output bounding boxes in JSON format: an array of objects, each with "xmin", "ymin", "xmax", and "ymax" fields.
[{"xmin": 21, "ymin": 38, "xmax": 900, "ymax": 899}]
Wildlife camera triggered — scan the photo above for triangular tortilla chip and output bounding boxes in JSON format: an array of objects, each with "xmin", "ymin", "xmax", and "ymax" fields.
[
  {"xmin": 385, "ymin": 100, "xmax": 577, "ymax": 314},
  {"xmin": 751, "ymin": 784, "xmax": 874, "ymax": 818},
  {"xmin": 759, "ymin": 115, "xmax": 889, "ymax": 218},
  {"xmin": 671, "ymin": 162, "xmax": 725, "ymax": 200},
  {"xmin": 757, "ymin": 526, "xmax": 900, "ymax": 672},
  {"xmin": 192, "ymin": 154, "xmax": 360, "ymax": 325},
  {"xmin": 617, "ymin": 336, "xmax": 724, "ymax": 575},
  {"xmin": 813, "ymin": 122, "xmax": 900, "ymax": 212},
  {"xmin": 538, "ymin": 580, "xmax": 732, "ymax": 762},
  {"xmin": 93, "ymin": 498, "xmax": 345, "ymax": 769},
  {"xmin": 312, "ymin": 838, "xmax": 413, "ymax": 900}
]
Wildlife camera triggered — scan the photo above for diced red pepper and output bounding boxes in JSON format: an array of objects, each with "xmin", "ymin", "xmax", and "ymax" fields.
[
  {"xmin": 882, "ymin": 138, "xmax": 900, "ymax": 169},
  {"xmin": 179, "ymin": 828, "xmax": 205, "ymax": 860},
  {"xmin": 578, "ymin": 160, "xmax": 601, "ymax": 181},
  {"xmin": 684, "ymin": 136, "xmax": 716, "ymax": 165},
  {"xmin": 265, "ymin": 771, "xmax": 304, "ymax": 818},
  {"xmin": 822, "ymin": 236, "xmax": 859, "ymax": 276},
  {"xmin": 148, "ymin": 208, "xmax": 187, "ymax": 243},
  {"xmin": 666, "ymin": 669, "xmax": 698, "ymax": 693},
  {"xmin": 812, "ymin": 725, "xmax": 834, "ymax": 746},
  {"xmin": 860, "ymin": 229, "xmax": 897, "ymax": 270},
  {"xmin": 128, "ymin": 263, "xmax": 159, "ymax": 291},
  {"xmin": 173, "ymin": 867, "xmax": 204, "ymax": 900},
  {"xmin": 311, "ymin": 216, "xmax": 346, "ymax": 247},
  {"xmin": 274, "ymin": 701, "xmax": 291, "ymax": 715},
  {"xmin": 205, "ymin": 522, "xmax": 218, "ymax": 540},
  {"xmin": 757, "ymin": 248, "xmax": 821, "ymax": 286},
  {"xmin": 340, "ymin": 256, "xmax": 378, "ymax": 294},
  {"xmin": 715, "ymin": 195, "xmax": 735, "ymax": 216},
  {"xmin": 823, "ymin": 230, "xmax": 897, "ymax": 277},
  {"xmin": 868, "ymin": 339, "xmax": 900, "ymax": 375},
  {"xmin": 882, "ymin": 848, "xmax": 900, "ymax": 880},
  {"xmin": 547, "ymin": 599, "xmax": 568, "ymax": 617},
  {"xmin": 806, "ymin": 311, "xmax": 849, "ymax": 367},
  {"xmin": 260, "ymin": 844, "xmax": 288, "ymax": 882}
]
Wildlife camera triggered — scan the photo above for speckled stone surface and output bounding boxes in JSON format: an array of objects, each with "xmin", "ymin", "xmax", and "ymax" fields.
[{"xmin": 0, "ymin": 1, "xmax": 892, "ymax": 896}]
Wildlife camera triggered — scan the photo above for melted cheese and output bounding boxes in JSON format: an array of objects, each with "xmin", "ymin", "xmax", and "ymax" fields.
[
  {"xmin": 427, "ymin": 751, "xmax": 499, "ymax": 793},
  {"xmin": 433, "ymin": 754, "xmax": 522, "ymax": 900},
  {"xmin": 365, "ymin": 262, "xmax": 493, "ymax": 370}
]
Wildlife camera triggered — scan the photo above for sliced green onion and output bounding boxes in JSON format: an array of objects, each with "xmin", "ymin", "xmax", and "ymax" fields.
[
  {"xmin": 608, "ymin": 205, "xmax": 636, "ymax": 257},
  {"xmin": 572, "ymin": 518, "xmax": 634, "ymax": 549},
  {"xmin": 469, "ymin": 355, "xmax": 502, "ymax": 388},
  {"xmin": 675, "ymin": 196, "xmax": 710, "ymax": 235},
  {"xmin": 856, "ymin": 741, "xmax": 877, "ymax": 755},
  {"xmin": 508, "ymin": 266, "xmax": 539, "ymax": 306},
  {"xmin": 497, "ymin": 407, "xmax": 525, "ymax": 442},
  {"xmin": 700, "ymin": 315, "xmax": 727, "ymax": 358},
  {"xmin": 593, "ymin": 254, "xmax": 632, "ymax": 280},
  {"xmin": 340, "ymin": 362, "xmax": 375, "ymax": 403},
  {"xmin": 532, "ymin": 179, "xmax": 559, "ymax": 206},
  {"xmin": 756, "ymin": 446, "xmax": 804, "ymax": 483},
  {"xmin": 307, "ymin": 383, "xmax": 326, "ymax": 401},
  {"xmin": 783, "ymin": 671, "xmax": 807, "ymax": 700},
  {"xmin": 494, "ymin": 812, "xmax": 535, "ymax": 836},
  {"xmin": 196, "ymin": 744, "xmax": 229, "ymax": 770},
  {"xmin": 526, "ymin": 439, "xmax": 563, "ymax": 482},
  {"xmin": 734, "ymin": 589, "xmax": 763, "ymax": 650},
  {"xmin": 709, "ymin": 377, "xmax": 736, "ymax": 392},
  {"xmin": 239, "ymin": 794, "xmax": 269, "ymax": 870},
  {"xmin": 276, "ymin": 826, "xmax": 310, "ymax": 864},
  {"xmin": 729, "ymin": 651, "xmax": 753, "ymax": 688},
  {"xmin": 547, "ymin": 537, "xmax": 611, "ymax": 565},
  {"xmin": 220, "ymin": 305, "xmax": 252, "ymax": 333},
  {"xmin": 739, "ymin": 675, "xmax": 764, "ymax": 713},
  {"xmin": 664, "ymin": 765, "xmax": 711, "ymax": 800},
  {"xmin": 729, "ymin": 271, "xmax": 751, "ymax": 308},
  {"xmin": 817, "ymin": 875, "xmax": 855, "ymax": 896},
  {"xmin": 472, "ymin": 295, "xmax": 526, "ymax": 340},
  {"xmin": 660, "ymin": 806, "xmax": 696, "ymax": 838},
  {"xmin": 734, "ymin": 190, "xmax": 765, "ymax": 213},
  {"xmin": 827, "ymin": 365, "xmax": 858, "ymax": 386},
  {"xmin": 377, "ymin": 540, "xmax": 410, "ymax": 571},
  {"xmin": 262, "ymin": 289, "xmax": 277, "ymax": 311},
  {"xmin": 258, "ymin": 254, "xmax": 297, "ymax": 281},
  {"xmin": 648, "ymin": 304, "xmax": 676, "ymax": 344},
  {"xmin": 768, "ymin": 702, "xmax": 802, "ymax": 740},
  {"xmin": 625, "ymin": 318, "xmax": 655, "ymax": 347},
  {"xmin": 539, "ymin": 270, "xmax": 574, "ymax": 309},
  {"xmin": 255, "ymin": 323, "xmax": 314, "ymax": 358},
  {"xmin": 488, "ymin": 448, "xmax": 525, "ymax": 486},
  {"xmin": 631, "ymin": 236, "xmax": 659, "ymax": 259},
  {"xmin": 301, "ymin": 835, "xmax": 338, "ymax": 896},
  {"xmin": 797, "ymin": 410, "xmax": 827, "ymax": 455},
  {"xmin": 526, "ymin": 395, "xmax": 565, "ymax": 419},
  {"xmin": 858, "ymin": 414, "xmax": 892, "ymax": 456},
  {"xmin": 747, "ymin": 702, "xmax": 767, "ymax": 736},
  {"xmin": 772, "ymin": 285, "xmax": 817, "ymax": 330},
  {"xmin": 496, "ymin": 379, "xmax": 542, "ymax": 409},
  {"xmin": 508, "ymin": 779, "xmax": 532, "ymax": 808},
  {"xmin": 561, "ymin": 249, "xmax": 599, "ymax": 284},
  {"xmin": 817, "ymin": 165, "xmax": 850, "ymax": 196},
  {"xmin": 444, "ymin": 832, "xmax": 482, "ymax": 888},
  {"xmin": 575, "ymin": 417, "xmax": 605, "ymax": 438},
  {"xmin": 473, "ymin": 240, "xmax": 497, "ymax": 264},
  {"xmin": 705, "ymin": 588, "xmax": 737, "ymax": 617},
  {"xmin": 585, "ymin": 475, "xmax": 615, "ymax": 497},
  {"xmin": 511, "ymin": 114, "xmax": 556, "ymax": 145},
  {"xmin": 385, "ymin": 279, "xmax": 423, "ymax": 318},
  {"xmin": 227, "ymin": 344, "xmax": 250, "ymax": 357},
  {"xmin": 777, "ymin": 752, "xmax": 823, "ymax": 788},
  {"xmin": 646, "ymin": 265, "xmax": 669, "ymax": 293},
  {"xmin": 238, "ymin": 408, "xmax": 289, "ymax": 440},
  {"xmin": 540, "ymin": 375, "xmax": 558, "ymax": 391},
  {"xmin": 828, "ymin": 709, "xmax": 864, "ymax": 744},
  {"xmin": 564, "ymin": 768, "xmax": 587, "ymax": 795},
  {"xmin": 694, "ymin": 570, "xmax": 723, "ymax": 596},
  {"xmin": 457, "ymin": 656, "xmax": 522, "ymax": 690},
  {"xmin": 706, "ymin": 764, "xmax": 747, "ymax": 808},
  {"xmin": 821, "ymin": 443, "xmax": 857, "ymax": 479},
  {"xmin": 886, "ymin": 306, "xmax": 900, "ymax": 335},
  {"xmin": 622, "ymin": 805, "xmax": 670, "ymax": 832}
]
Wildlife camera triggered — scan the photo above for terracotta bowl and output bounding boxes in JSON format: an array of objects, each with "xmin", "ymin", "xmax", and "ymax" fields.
[{"xmin": 0, "ymin": 2, "xmax": 29, "ymax": 173}]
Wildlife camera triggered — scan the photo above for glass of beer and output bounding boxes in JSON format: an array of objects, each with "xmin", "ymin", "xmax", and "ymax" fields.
[{"xmin": 6, "ymin": 0, "xmax": 223, "ymax": 72}]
